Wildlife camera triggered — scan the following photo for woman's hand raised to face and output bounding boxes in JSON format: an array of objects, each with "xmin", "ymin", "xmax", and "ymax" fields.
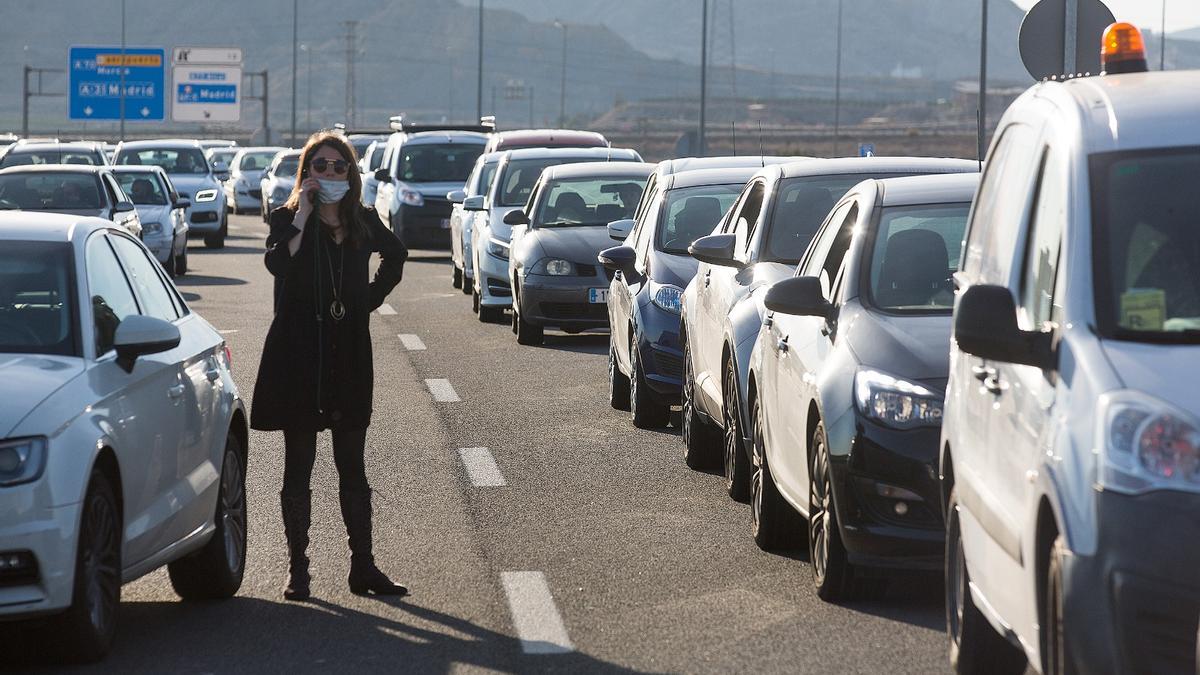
[{"xmin": 294, "ymin": 177, "xmax": 321, "ymax": 226}]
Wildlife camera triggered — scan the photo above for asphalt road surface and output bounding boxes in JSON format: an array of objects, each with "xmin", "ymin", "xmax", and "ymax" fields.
[{"xmin": 10, "ymin": 214, "xmax": 958, "ymax": 674}]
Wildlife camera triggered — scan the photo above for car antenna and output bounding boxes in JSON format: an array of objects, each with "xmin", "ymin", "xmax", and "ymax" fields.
[
  {"xmin": 758, "ymin": 122, "xmax": 765, "ymax": 167},
  {"xmin": 731, "ymin": 120, "xmax": 737, "ymax": 155}
]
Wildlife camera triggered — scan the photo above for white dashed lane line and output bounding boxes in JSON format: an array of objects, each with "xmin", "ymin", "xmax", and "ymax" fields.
[
  {"xmin": 398, "ymin": 334, "xmax": 427, "ymax": 351},
  {"xmin": 218, "ymin": 329, "xmax": 239, "ymax": 335},
  {"xmin": 501, "ymin": 571, "xmax": 574, "ymax": 655},
  {"xmin": 424, "ymin": 378, "xmax": 461, "ymax": 402},
  {"xmin": 376, "ymin": 303, "xmax": 397, "ymax": 315},
  {"xmin": 457, "ymin": 447, "xmax": 506, "ymax": 487}
]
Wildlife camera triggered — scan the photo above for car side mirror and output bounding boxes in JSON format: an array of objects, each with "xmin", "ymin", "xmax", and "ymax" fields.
[
  {"xmin": 688, "ymin": 233, "xmax": 742, "ymax": 268},
  {"xmin": 503, "ymin": 209, "xmax": 530, "ymax": 226},
  {"xmin": 955, "ymin": 284, "xmax": 1055, "ymax": 369},
  {"xmin": 174, "ymin": 198, "xmax": 191, "ymax": 210},
  {"xmin": 598, "ymin": 245, "xmax": 636, "ymax": 275},
  {"xmin": 764, "ymin": 276, "xmax": 834, "ymax": 319},
  {"xmin": 463, "ymin": 195, "xmax": 485, "ymax": 211},
  {"xmin": 608, "ymin": 218, "xmax": 634, "ymax": 242},
  {"xmin": 114, "ymin": 200, "xmax": 136, "ymax": 213},
  {"xmin": 374, "ymin": 168, "xmax": 392, "ymax": 183},
  {"xmin": 447, "ymin": 189, "xmax": 467, "ymax": 203},
  {"xmin": 113, "ymin": 315, "xmax": 181, "ymax": 373}
]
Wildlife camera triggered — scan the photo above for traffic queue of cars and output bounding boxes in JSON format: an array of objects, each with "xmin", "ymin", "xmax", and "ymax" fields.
[{"xmin": 439, "ymin": 25, "xmax": 1198, "ymax": 675}]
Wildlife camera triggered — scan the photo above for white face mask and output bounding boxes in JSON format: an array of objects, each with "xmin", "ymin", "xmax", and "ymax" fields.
[{"xmin": 316, "ymin": 178, "xmax": 350, "ymax": 204}]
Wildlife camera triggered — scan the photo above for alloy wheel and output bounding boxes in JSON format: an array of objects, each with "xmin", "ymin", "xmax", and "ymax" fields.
[
  {"xmin": 809, "ymin": 435, "xmax": 833, "ymax": 583},
  {"xmin": 82, "ymin": 489, "xmax": 120, "ymax": 638},
  {"xmin": 750, "ymin": 402, "xmax": 766, "ymax": 535},
  {"xmin": 220, "ymin": 449, "xmax": 247, "ymax": 575}
]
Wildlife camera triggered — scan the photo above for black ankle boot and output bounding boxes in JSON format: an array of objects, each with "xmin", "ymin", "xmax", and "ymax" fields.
[
  {"xmin": 339, "ymin": 489, "xmax": 408, "ymax": 596},
  {"xmin": 280, "ymin": 490, "xmax": 312, "ymax": 601}
]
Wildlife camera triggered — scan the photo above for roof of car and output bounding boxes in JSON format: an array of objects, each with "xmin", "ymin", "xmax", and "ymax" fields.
[
  {"xmin": 0, "ymin": 211, "xmax": 113, "ymax": 242},
  {"xmin": 6, "ymin": 141, "xmax": 104, "ymax": 153},
  {"xmin": 0, "ymin": 165, "xmax": 109, "ymax": 175},
  {"xmin": 486, "ymin": 129, "xmax": 608, "ymax": 151},
  {"xmin": 775, "ymin": 156, "xmax": 978, "ymax": 180},
  {"xmin": 503, "ymin": 147, "xmax": 639, "ymax": 162},
  {"xmin": 234, "ymin": 146, "xmax": 285, "ymax": 156},
  {"xmin": 874, "ymin": 173, "xmax": 980, "ymax": 207},
  {"xmin": 274, "ymin": 150, "xmax": 302, "ymax": 160},
  {"xmin": 666, "ymin": 166, "xmax": 763, "ymax": 190},
  {"xmin": 541, "ymin": 161, "xmax": 653, "ymax": 180},
  {"xmin": 116, "ymin": 139, "xmax": 205, "ymax": 150},
  {"xmin": 656, "ymin": 156, "xmax": 802, "ymax": 176},
  {"xmin": 110, "ymin": 165, "xmax": 164, "ymax": 174},
  {"xmin": 396, "ymin": 131, "xmax": 489, "ymax": 146}
]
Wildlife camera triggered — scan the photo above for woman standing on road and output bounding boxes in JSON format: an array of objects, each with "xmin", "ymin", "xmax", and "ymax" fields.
[{"xmin": 251, "ymin": 131, "xmax": 409, "ymax": 600}]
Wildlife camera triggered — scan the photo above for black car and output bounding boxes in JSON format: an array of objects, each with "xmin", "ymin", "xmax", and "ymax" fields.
[{"xmin": 748, "ymin": 173, "xmax": 978, "ymax": 600}]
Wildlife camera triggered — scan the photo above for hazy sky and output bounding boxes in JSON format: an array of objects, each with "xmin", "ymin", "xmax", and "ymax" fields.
[{"xmin": 1011, "ymin": 0, "xmax": 1200, "ymax": 32}]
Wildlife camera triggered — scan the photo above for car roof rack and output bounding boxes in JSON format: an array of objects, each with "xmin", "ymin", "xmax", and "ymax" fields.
[{"xmin": 387, "ymin": 115, "xmax": 497, "ymax": 134}]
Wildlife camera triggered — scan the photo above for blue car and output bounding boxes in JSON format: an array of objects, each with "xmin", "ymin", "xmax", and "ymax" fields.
[{"xmin": 599, "ymin": 166, "xmax": 762, "ymax": 428}]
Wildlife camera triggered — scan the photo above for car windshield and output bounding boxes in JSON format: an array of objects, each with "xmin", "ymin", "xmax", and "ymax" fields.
[
  {"xmin": 118, "ymin": 148, "xmax": 208, "ymax": 174},
  {"xmin": 0, "ymin": 173, "xmax": 102, "ymax": 211},
  {"xmin": 116, "ymin": 173, "xmax": 168, "ymax": 206},
  {"xmin": 238, "ymin": 151, "xmax": 278, "ymax": 171},
  {"xmin": 275, "ymin": 157, "xmax": 300, "ymax": 178},
  {"xmin": 368, "ymin": 147, "xmax": 385, "ymax": 171},
  {"xmin": 471, "ymin": 162, "xmax": 498, "ymax": 197},
  {"xmin": 498, "ymin": 157, "xmax": 602, "ymax": 207},
  {"xmin": 209, "ymin": 150, "xmax": 237, "ymax": 165},
  {"xmin": 657, "ymin": 184, "xmax": 743, "ymax": 253},
  {"xmin": 1093, "ymin": 148, "xmax": 1200, "ymax": 343},
  {"xmin": 867, "ymin": 202, "xmax": 970, "ymax": 313},
  {"xmin": 397, "ymin": 143, "xmax": 483, "ymax": 184},
  {"xmin": 0, "ymin": 241, "xmax": 76, "ymax": 356},
  {"xmin": 1, "ymin": 150, "xmax": 102, "ymax": 169},
  {"xmin": 351, "ymin": 139, "xmax": 374, "ymax": 160},
  {"xmin": 533, "ymin": 176, "xmax": 647, "ymax": 227},
  {"xmin": 766, "ymin": 173, "xmax": 904, "ymax": 263}
]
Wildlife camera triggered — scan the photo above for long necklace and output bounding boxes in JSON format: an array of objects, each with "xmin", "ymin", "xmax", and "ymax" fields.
[{"xmin": 323, "ymin": 226, "xmax": 346, "ymax": 321}]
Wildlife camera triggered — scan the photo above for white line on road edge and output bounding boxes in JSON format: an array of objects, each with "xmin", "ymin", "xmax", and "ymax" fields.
[
  {"xmin": 376, "ymin": 303, "xmax": 397, "ymax": 315},
  {"xmin": 425, "ymin": 378, "xmax": 461, "ymax": 402},
  {"xmin": 500, "ymin": 571, "xmax": 574, "ymax": 655},
  {"xmin": 398, "ymin": 334, "xmax": 427, "ymax": 351},
  {"xmin": 458, "ymin": 447, "xmax": 506, "ymax": 487},
  {"xmin": 218, "ymin": 329, "xmax": 239, "ymax": 334}
]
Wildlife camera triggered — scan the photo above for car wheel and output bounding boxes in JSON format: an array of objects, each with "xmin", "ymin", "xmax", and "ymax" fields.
[
  {"xmin": 175, "ymin": 244, "xmax": 188, "ymax": 277},
  {"xmin": 461, "ymin": 275, "xmax": 473, "ymax": 296},
  {"xmin": 478, "ymin": 300, "xmax": 503, "ymax": 324},
  {"xmin": 682, "ymin": 337, "xmax": 720, "ymax": 470},
  {"xmin": 452, "ymin": 265, "xmax": 463, "ymax": 289},
  {"xmin": 204, "ymin": 233, "xmax": 225, "ymax": 249},
  {"xmin": 630, "ymin": 338, "xmax": 670, "ymax": 428},
  {"xmin": 167, "ymin": 432, "xmax": 247, "ymax": 600},
  {"xmin": 1043, "ymin": 535, "xmax": 1076, "ymax": 675},
  {"xmin": 513, "ymin": 287, "xmax": 544, "ymax": 346},
  {"xmin": 751, "ymin": 396, "xmax": 802, "ymax": 551},
  {"xmin": 472, "ymin": 287, "xmax": 481, "ymax": 314},
  {"xmin": 54, "ymin": 468, "xmax": 121, "ymax": 662},
  {"xmin": 946, "ymin": 486, "xmax": 1027, "ymax": 674},
  {"xmin": 609, "ymin": 335, "xmax": 631, "ymax": 411},
  {"xmin": 164, "ymin": 247, "xmax": 177, "ymax": 280},
  {"xmin": 722, "ymin": 357, "xmax": 751, "ymax": 503}
]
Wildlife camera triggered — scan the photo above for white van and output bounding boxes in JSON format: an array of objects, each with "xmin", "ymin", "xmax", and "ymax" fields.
[{"xmin": 940, "ymin": 25, "xmax": 1200, "ymax": 675}]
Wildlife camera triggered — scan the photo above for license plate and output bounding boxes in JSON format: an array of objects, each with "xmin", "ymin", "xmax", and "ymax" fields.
[
  {"xmin": 440, "ymin": 218, "xmax": 451, "ymax": 229},
  {"xmin": 588, "ymin": 288, "xmax": 609, "ymax": 304}
]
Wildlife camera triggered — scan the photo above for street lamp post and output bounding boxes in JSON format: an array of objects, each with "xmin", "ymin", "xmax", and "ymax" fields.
[
  {"xmin": 554, "ymin": 20, "xmax": 567, "ymax": 127},
  {"xmin": 300, "ymin": 44, "xmax": 312, "ymax": 131},
  {"xmin": 119, "ymin": 0, "xmax": 126, "ymax": 141},
  {"xmin": 291, "ymin": 0, "xmax": 298, "ymax": 145},
  {"xmin": 699, "ymin": 0, "xmax": 708, "ymax": 157},
  {"xmin": 833, "ymin": 0, "xmax": 843, "ymax": 156},
  {"xmin": 477, "ymin": 0, "xmax": 484, "ymax": 118}
]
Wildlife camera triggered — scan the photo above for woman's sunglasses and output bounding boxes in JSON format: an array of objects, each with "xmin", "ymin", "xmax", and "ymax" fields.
[{"xmin": 310, "ymin": 158, "xmax": 349, "ymax": 175}]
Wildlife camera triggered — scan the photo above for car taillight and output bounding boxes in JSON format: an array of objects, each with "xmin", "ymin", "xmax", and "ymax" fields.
[{"xmin": 224, "ymin": 344, "xmax": 232, "ymax": 369}]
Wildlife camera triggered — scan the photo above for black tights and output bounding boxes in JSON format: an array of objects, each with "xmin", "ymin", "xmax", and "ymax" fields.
[{"xmin": 282, "ymin": 427, "xmax": 370, "ymax": 495}]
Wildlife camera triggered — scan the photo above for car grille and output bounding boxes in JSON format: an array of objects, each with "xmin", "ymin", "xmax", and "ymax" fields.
[
  {"xmin": 1113, "ymin": 572, "xmax": 1200, "ymax": 673},
  {"xmin": 651, "ymin": 349, "xmax": 683, "ymax": 379},
  {"xmin": 249, "ymin": 189, "xmax": 262, "ymax": 199},
  {"xmin": 539, "ymin": 302, "xmax": 607, "ymax": 320},
  {"xmin": 191, "ymin": 211, "xmax": 218, "ymax": 223},
  {"xmin": 576, "ymin": 263, "xmax": 598, "ymax": 277}
]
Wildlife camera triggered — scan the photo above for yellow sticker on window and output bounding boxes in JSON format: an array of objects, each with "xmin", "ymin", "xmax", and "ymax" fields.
[{"xmin": 1120, "ymin": 288, "xmax": 1166, "ymax": 331}]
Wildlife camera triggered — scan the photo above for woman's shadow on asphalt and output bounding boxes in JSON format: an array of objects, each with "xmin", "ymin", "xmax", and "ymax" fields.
[{"xmin": 4, "ymin": 595, "xmax": 656, "ymax": 674}]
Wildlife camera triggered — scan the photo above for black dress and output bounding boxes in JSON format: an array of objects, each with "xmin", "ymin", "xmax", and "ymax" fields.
[{"xmin": 250, "ymin": 206, "xmax": 408, "ymax": 432}]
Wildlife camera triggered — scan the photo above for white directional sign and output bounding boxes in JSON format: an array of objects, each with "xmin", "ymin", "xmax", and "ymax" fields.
[{"xmin": 171, "ymin": 47, "xmax": 242, "ymax": 123}]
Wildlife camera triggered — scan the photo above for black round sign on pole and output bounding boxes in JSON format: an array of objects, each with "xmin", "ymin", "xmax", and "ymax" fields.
[{"xmin": 1018, "ymin": 0, "xmax": 1116, "ymax": 80}]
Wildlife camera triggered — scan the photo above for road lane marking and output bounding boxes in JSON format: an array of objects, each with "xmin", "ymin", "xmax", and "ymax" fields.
[
  {"xmin": 500, "ymin": 572, "xmax": 574, "ymax": 655},
  {"xmin": 425, "ymin": 378, "xmax": 461, "ymax": 402},
  {"xmin": 377, "ymin": 303, "xmax": 397, "ymax": 315},
  {"xmin": 458, "ymin": 447, "xmax": 506, "ymax": 487},
  {"xmin": 219, "ymin": 329, "xmax": 239, "ymax": 334},
  {"xmin": 398, "ymin": 334, "xmax": 427, "ymax": 351}
]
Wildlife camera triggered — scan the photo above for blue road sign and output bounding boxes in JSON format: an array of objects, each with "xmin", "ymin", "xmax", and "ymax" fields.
[
  {"xmin": 859, "ymin": 144, "xmax": 875, "ymax": 157},
  {"xmin": 69, "ymin": 45, "xmax": 166, "ymax": 121}
]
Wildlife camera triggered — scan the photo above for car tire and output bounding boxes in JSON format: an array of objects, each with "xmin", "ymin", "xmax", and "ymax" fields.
[
  {"xmin": 722, "ymin": 357, "xmax": 752, "ymax": 503},
  {"xmin": 946, "ymin": 486, "xmax": 1027, "ymax": 674},
  {"xmin": 630, "ymin": 339, "xmax": 670, "ymax": 428},
  {"xmin": 1043, "ymin": 535, "xmax": 1076, "ymax": 675},
  {"xmin": 682, "ymin": 338, "xmax": 721, "ymax": 470},
  {"xmin": 609, "ymin": 336, "xmax": 631, "ymax": 411},
  {"xmin": 54, "ymin": 468, "xmax": 121, "ymax": 662},
  {"xmin": 167, "ymin": 432, "xmax": 247, "ymax": 601},
  {"xmin": 809, "ymin": 422, "xmax": 885, "ymax": 602},
  {"xmin": 461, "ymin": 274, "xmax": 473, "ymax": 295},
  {"xmin": 204, "ymin": 230, "xmax": 225, "ymax": 249},
  {"xmin": 478, "ymin": 300, "xmax": 503, "ymax": 324},
  {"xmin": 472, "ymin": 287, "xmax": 481, "ymax": 314},
  {"xmin": 164, "ymin": 247, "xmax": 177, "ymax": 280},
  {"xmin": 751, "ymin": 396, "xmax": 802, "ymax": 551},
  {"xmin": 452, "ymin": 266, "xmax": 463, "ymax": 289},
  {"xmin": 513, "ymin": 292, "xmax": 544, "ymax": 346},
  {"xmin": 175, "ymin": 245, "xmax": 188, "ymax": 277}
]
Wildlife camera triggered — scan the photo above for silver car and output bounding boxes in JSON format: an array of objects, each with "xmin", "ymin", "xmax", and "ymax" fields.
[
  {"xmin": 0, "ymin": 165, "xmax": 141, "ymax": 239},
  {"xmin": 260, "ymin": 149, "xmax": 301, "ymax": 223},
  {"xmin": 225, "ymin": 146, "xmax": 284, "ymax": 214},
  {"xmin": 359, "ymin": 140, "xmax": 387, "ymax": 208},
  {"xmin": 114, "ymin": 140, "xmax": 229, "ymax": 249},
  {"xmin": 113, "ymin": 166, "xmax": 190, "ymax": 278},
  {"xmin": 448, "ymin": 151, "xmax": 503, "ymax": 292},
  {"xmin": 0, "ymin": 212, "xmax": 248, "ymax": 661}
]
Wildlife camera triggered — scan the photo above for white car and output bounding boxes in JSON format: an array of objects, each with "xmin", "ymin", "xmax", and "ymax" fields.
[
  {"xmin": 448, "ymin": 151, "xmax": 503, "ymax": 293},
  {"xmin": 260, "ymin": 149, "xmax": 301, "ymax": 223},
  {"xmin": 940, "ymin": 26, "xmax": 1200, "ymax": 674},
  {"xmin": 114, "ymin": 140, "xmax": 229, "ymax": 249},
  {"xmin": 224, "ymin": 146, "xmax": 284, "ymax": 214},
  {"xmin": 112, "ymin": 166, "xmax": 190, "ymax": 278},
  {"xmin": 358, "ymin": 140, "xmax": 387, "ymax": 208},
  {"xmin": 0, "ymin": 212, "xmax": 248, "ymax": 661}
]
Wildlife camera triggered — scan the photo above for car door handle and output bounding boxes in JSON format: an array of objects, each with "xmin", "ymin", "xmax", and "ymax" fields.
[
  {"xmin": 167, "ymin": 384, "xmax": 186, "ymax": 399},
  {"xmin": 983, "ymin": 375, "xmax": 1008, "ymax": 396},
  {"xmin": 205, "ymin": 367, "xmax": 221, "ymax": 382},
  {"xmin": 972, "ymin": 365, "xmax": 995, "ymax": 382},
  {"xmin": 776, "ymin": 336, "xmax": 789, "ymax": 352},
  {"xmin": 764, "ymin": 315, "xmax": 773, "ymax": 328}
]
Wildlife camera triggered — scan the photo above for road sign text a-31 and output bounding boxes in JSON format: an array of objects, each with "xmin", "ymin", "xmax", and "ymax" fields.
[{"xmin": 68, "ymin": 45, "xmax": 166, "ymax": 121}]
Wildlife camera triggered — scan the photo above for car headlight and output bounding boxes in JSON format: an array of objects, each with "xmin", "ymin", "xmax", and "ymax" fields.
[
  {"xmin": 0, "ymin": 437, "xmax": 47, "ymax": 487},
  {"xmin": 1097, "ymin": 391, "xmax": 1200, "ymax": 495},
  {"xmin": 650, "ymin": 281, "xmax": 684, "ymax": 314},
  {"xmin": 272, "ymin": 186, "xmax": 290, "ymax": 200},
  {"xmin": 195, "ymin": 189, "xmax": 219, "ymax": 202},
  {"xmin": 530, "ymin": 258, "xmax": 575, "ymax": 276},
  {"xmin": 486, "ymin": 237, "xmax": 510, "ymax": 260},
  {"xmin": 400, "ymin": 189, "xmax": 424, "ymax": 207},
  {"xmin": 142, "ymin": 221, "xmax": 163, "ymax": 235},
  {"xmin": 854, "ymin": 369, "xmax": 943, "ymax": 429}
]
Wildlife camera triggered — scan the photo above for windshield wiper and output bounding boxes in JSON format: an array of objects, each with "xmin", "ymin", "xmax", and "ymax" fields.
[{"xmin": 540, "ymin": 221, "xmax": 608, "ymax": 228}]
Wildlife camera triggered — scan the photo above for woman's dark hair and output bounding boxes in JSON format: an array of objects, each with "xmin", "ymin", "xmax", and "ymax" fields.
[{"xmin": 286, "ymin": 130, "xmax": 372, "ymax": 246}]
